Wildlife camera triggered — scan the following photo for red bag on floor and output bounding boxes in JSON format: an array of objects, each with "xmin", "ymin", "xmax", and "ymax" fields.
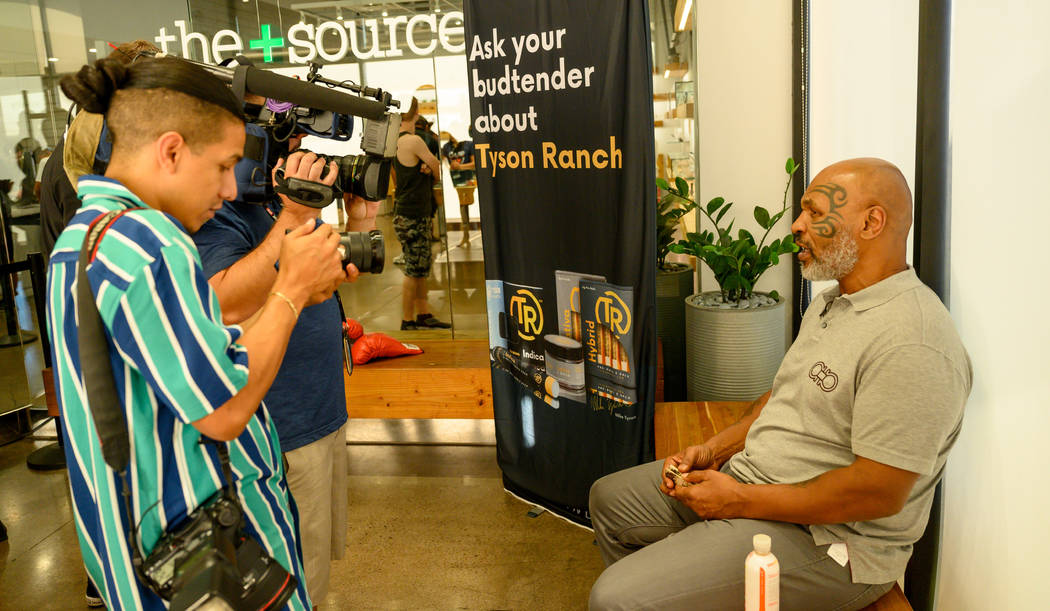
[{"xmin": 351, "ymin": 333, "xmax": 423, "ymax": 365}]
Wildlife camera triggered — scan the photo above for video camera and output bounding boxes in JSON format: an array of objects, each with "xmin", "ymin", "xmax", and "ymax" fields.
[{"xmin": 150, "ymin": 52, "xmax": 396, "ymax": 273}]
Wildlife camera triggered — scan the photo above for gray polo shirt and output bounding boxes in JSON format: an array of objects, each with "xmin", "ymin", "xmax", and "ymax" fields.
[{"xmin": 724, "ymin": 268, "xmax": 972, "ymax": 584}]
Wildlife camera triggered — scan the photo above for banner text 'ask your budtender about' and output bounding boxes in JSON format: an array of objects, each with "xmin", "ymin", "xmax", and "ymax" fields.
[{"xmin": 468, "ymin": 27, "xmax": 622, "ymax": 177}]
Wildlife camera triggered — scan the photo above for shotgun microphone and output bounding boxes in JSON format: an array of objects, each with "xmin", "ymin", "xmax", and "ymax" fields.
[{"xmin": 151, "ymin": 52, "xmax": 388, "ymax": 120}]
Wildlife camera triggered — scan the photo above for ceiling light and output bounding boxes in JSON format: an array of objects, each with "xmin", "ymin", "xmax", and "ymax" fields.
[
  {"xmin": 299, "ymin": 11, "xmax": 305, "ymax": 24},
  {"xmin": 382, "ymin": 10, "xmax": 388, "ymax": 17},
  {"xmin": 677, "ymin": 0, "xmax": 693, "ymax": 31},
  {"xmin": 88, "ymin": 48, "xmax": 96, "ymax": 53},
  {"xmin": 337, "ymin": 7, "xmax": 344, "ymax": 20},
  {"xmin": 47, "ymin": 57, "xmax": 58, "ymax": 62}
]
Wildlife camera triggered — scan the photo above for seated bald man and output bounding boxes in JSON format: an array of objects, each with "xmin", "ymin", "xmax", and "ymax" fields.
[{"xmin": 588, "ymin": 158, "xmax": 972, "ymax": 611}]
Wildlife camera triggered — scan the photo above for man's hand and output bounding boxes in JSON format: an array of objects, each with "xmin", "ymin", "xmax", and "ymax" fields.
[
  {"xmin": 343, "ymin": 263, "xmax": 360, "ymax": 284},
  {"xmin": 671, "ymin": 469, "xmax": 745, "ymax": 520},
  {"xmin": 274, "ymin": 221, "xmax": 346, "ymax": 308},
  {"xmin": 660, "ymin": 444, "xmax": 716, "ymax": 494},
  {"xmin": 273, "ymin": 151, "xmax": 338, "ymax": 219},
  {"xmin": 343, "ymin": 194, "xmax": 381, "ymax": 232}
]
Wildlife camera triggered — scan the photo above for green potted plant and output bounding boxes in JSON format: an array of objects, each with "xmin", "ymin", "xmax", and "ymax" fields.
[
  {"xmin": 664, "ymin": 158, "xmax": 800, "ymax": 401},
  {"xmin": 654, "ymin": 176, "xmax": 696, "ymax": 401}
]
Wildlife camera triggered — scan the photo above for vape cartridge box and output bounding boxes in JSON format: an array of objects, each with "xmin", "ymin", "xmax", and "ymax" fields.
[
  {"xmin": 580, "ymin": 279, "xmax": 636, "ymax": 389},
  {"xmin": 554, "ymin": 270, "xmax": 606, "ymax": 343},
  {"xmin": 503, "ymin": 281, "xmax": 546, "ymax": 369}
]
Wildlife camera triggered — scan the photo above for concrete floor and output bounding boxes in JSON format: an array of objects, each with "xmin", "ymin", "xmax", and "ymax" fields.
[
  {"xmin": 0, "ymin": 418, "xmax": 606, "ymax": 610},
  {"xmin": 0, "ymin": 203, "xmax": 607, "ymax": 609}
]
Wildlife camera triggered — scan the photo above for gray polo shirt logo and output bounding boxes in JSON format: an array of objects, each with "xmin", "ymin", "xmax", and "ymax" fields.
[{"xmin": 808, "ymin": 361, "xmax": 839, "ymax": 392}]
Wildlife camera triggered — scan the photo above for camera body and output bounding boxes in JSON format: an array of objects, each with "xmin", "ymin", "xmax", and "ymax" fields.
[{"xmin": 141, "ymin": 489, "xmax": 297, "ymax": 611}]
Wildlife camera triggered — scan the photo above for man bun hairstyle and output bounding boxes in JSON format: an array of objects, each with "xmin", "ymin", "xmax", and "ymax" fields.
[
  {"xmin": 61, "ymin": 59, "xmax": 131, "ymax": 115},
  {"xmin": 59, "ymin": 57, "xmax": 244, "ymax": 154}
]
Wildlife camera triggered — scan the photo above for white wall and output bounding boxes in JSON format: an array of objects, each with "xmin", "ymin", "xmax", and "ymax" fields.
[
  {"xmin": 808, "ymin": 0, "xmax": 918, "ymax": 296},
  {"xmin": 938, "ymin": 2, "xmax": 1050, "ymax": 608},
  {"xmin": 695, "ymin": 0, "xmax": 793, "ymax": 343}
]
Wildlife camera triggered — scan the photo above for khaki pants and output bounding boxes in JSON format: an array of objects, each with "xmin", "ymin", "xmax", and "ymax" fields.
[
  {"xmin": 588, "ymin": 460, "xmax": 894, "ymax": 611},
  {"xmin": 284, "ymin": 423, "xmax": 349, "ymax": 606}
]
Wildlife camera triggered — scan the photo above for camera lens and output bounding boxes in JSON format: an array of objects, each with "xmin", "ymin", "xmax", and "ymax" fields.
[
  {"xmin": 335, "ymin": 154, "xmax": 392, "ymax": 201},
  {"xmin": 338, "ymin": 229, "xmax": 385, "ymax": 274}
]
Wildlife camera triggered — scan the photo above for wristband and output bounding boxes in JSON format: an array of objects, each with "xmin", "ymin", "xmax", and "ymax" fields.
[{"xmin": 269, "ymin": 291, "xmax": 299, "ymax": 319}]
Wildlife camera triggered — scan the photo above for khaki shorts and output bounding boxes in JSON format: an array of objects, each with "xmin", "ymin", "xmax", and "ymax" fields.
[{"xmin": 284, "ymin": 422, "xmax": 349, "ymax": 605}]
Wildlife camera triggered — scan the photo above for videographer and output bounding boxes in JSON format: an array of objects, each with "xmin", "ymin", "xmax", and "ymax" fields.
[
  {"xmin": 46, "ymin": 56, "xmax": 345, "ymax": 610},
  {"xmin": 193, "ymin": 132, "xmax": 362, "ymax": 606},
  {"xmin": 394, "ymin": 97, "xmax": 449, "ymax": 330}
]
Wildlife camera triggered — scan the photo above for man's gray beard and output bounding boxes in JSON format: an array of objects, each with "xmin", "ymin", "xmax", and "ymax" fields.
[{"xmin": 800, "ymin": 232, "xmax": 859, "ymax": 282}]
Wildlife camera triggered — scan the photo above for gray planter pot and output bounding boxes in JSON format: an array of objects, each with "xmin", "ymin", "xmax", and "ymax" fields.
[
  {"xmin": 685, "ymin": 291, "xmax": 786, "ymax": 401},
  {"xmin": 655, "ymin": 265, "xmax": 694, "ymax": 401}
]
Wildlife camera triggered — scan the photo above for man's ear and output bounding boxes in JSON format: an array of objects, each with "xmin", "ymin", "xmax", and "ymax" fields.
[
  {"xmin": 154, "ymin": 131, "xmax": 187, "ymax": 175},
  {"xmin": 860, "ymin": 204, "xmax": 888, "ymax": 240}
]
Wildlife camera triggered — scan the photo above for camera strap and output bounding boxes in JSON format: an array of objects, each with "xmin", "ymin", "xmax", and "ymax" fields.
[
  {"xmin": 75, "ymin": 209, "xmax": 243, "ymax": 561},
  {"xmin": 77, "ymin": 209, "xmax": 138, "ymax": 471},
  {"xmin": 333, "ymin": 289, "xmax": 353, "ymax": 378}
]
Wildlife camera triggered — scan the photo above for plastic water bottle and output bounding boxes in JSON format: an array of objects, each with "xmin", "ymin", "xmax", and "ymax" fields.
[{"xmin": 745, "ymin": 533, "xmax": 780, "ymax": 610}]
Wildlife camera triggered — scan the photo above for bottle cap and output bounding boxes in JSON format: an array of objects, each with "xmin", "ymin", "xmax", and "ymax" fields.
[
  {"xmin": 753, "ymin": 534, "xmax": 771, "ymax": 555},
  {"xmin": 544, "ymin": 375, "xmax": 560, "ymax": 398}
]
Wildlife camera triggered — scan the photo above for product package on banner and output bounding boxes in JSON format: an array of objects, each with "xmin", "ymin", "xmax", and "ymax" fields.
[{"xmin": 466, "ymin": 0, "xmax": 657, "ymax": 526}]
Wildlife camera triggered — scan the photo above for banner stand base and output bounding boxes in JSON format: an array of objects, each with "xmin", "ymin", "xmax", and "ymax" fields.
[{"xmin": 502, "ymin": 474, "xmax": 593, "ymax": 531}]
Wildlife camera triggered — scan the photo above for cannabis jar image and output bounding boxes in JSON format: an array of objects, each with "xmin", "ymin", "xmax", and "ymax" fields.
[{"xmin": 543, "ymin": 334, "xmax": 585, "ymax": 401}]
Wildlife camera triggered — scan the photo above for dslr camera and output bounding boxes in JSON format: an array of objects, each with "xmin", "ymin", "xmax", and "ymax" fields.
[{"xmin": 141, "ymin": 488, "xmax": 297, "ymax": 611}]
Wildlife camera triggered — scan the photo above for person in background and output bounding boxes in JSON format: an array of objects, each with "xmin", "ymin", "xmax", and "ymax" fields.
[
  {"xmin": 440, "ymin": 131, "xmax": 477, "ymax": 248},
  {"xmin": 393, "ymin": 97, "xmax": 449, "ymax": 330},
  {"xmin": 588, "ymin": 158, "xmax": 972, "ymax": 611},
  {"xmin": 32, "ymin": 148, "xmax": 51, "ymax": 201},
  {"xmin": 414, "ymin": 114, "xmax": 444, "ymax": 242}
]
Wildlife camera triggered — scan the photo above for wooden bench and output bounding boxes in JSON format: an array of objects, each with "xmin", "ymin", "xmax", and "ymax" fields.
[
  {"xmin": 344, "ymin": 338, "xmax": 493, "ymax": 419},
  {"xmin": 654, "ymin": 401, "xmax": 912, "ymax": 611}
]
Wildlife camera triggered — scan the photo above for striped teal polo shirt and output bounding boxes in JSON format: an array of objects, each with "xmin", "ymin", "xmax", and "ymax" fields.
[{"xmin": 46, "ymin": 176, "xmax": 311, "ymax": 610}]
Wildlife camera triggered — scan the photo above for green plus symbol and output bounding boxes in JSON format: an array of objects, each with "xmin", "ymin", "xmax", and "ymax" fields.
[{"xmin": 249, "ymin": 24, "xmax": 284, "ymax": 62}]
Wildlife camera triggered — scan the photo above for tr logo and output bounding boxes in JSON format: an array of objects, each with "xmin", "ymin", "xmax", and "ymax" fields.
[
  {"xmin": 594, "ymin": 290, "xmax": 632, "ymax": 336},
  {"xmin": 509, "ymin": 289, "xmax": 543, "ymax": 341},
  {"xmin": 808, "ymin": 361, "xmax": 839, "ymax": 392}
]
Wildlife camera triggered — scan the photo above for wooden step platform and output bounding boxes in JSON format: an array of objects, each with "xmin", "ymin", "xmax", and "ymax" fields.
[
  {"xmin": 654, "ymin": 401, "xmax": 913, "ymax": 611},
  {"xmin": 344, "ymin": 339, "xmax": 493, "ymax": 419}
]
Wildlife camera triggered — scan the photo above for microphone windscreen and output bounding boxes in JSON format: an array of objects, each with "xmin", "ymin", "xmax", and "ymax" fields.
[{"xmin": 243, "ymin": 67, "xmax": 387, "ymax": 120}]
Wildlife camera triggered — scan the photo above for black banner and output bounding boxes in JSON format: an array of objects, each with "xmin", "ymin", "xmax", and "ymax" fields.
[{"xmin": 464, "ymin": 0, "xmax": 657, "ymax": 526}]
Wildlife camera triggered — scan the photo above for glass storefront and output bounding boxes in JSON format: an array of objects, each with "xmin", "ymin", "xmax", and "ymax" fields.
[{"xmin": 1, "ymin": 0, "xmax": 485, "ymax": 345}]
